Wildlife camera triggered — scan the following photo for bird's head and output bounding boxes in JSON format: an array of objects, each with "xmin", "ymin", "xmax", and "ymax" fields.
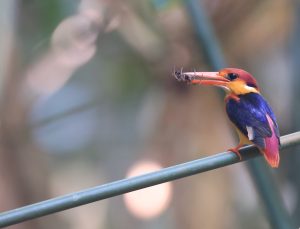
[{"xmin": 175, "ymin": 68, "xmax": 260, "ymax": 95}]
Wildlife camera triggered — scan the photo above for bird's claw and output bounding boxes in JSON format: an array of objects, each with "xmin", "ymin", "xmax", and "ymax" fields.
[{"xmin": 228, "ymin": 147, "xmax": 243, "ymax": 160}]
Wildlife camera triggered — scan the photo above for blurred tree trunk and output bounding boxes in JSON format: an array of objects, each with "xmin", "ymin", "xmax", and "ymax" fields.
[{"xmin": 0, "ymin": 1, "xmax": 59, "ymax": 228}]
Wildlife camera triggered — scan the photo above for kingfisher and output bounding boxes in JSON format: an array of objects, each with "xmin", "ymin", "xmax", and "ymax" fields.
[{"xmin": 174, "ymin": 68, "xmax": 280, "ymax": 168}]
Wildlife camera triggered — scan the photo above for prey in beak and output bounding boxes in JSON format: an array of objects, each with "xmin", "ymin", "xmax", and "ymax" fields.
[{"xmin": 174, "ymin": 70, "xmax": 229, "ymax": 88}]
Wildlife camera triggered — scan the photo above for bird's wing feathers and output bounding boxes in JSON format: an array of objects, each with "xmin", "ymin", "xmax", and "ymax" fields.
[
  {"xmin": 226, "ymin": 93, "xmax": 280, "ymax": 149},
  {"xmin": 226, "ymin": 93, "xmax": 280, "ymax": 167}
]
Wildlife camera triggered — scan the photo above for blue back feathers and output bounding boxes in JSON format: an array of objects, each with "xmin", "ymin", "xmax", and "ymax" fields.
[{"xmin": 226, "ymin": 93, "xmax": 280, "ymax": 149}]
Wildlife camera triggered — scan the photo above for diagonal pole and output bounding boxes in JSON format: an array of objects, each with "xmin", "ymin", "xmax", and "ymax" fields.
[
  {"xmin": 184, "ymin": 0, "xmax": 295, "ymax": 228},
  {"xmin": 0, "ymin": 132, "xmax": 299, "ymax": 228}
]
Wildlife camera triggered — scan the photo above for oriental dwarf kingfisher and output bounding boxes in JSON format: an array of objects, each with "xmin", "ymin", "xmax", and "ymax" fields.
[{"xmin": 174, "ymin": 68, "xmax": 280, "ymax": 168}]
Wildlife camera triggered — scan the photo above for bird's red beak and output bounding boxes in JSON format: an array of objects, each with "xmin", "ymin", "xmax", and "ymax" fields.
[{"xmin": 174, "ymin": 71, "xmax": 229, "ymax": 87}]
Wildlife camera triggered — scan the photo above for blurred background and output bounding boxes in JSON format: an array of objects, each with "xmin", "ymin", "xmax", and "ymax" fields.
[{"xmin": 0, "ymin": 0, "xmax": 300, "ymax": 228}]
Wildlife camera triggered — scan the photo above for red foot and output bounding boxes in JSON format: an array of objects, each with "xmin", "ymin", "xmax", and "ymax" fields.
[{"xmin": 228, "ymin": 145, "xmax": 243, "ymax": 160}]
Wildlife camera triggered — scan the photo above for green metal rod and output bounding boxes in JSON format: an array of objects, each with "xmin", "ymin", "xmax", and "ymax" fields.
[
  {"xmin": 0, "ymin": 132, "xmax": 299, "ymax": 228},
  {"xmin": 247, "ymin": 160, "xmax": 293, "ymax": 229},
  {"xmin": 185, "ymin": 0, "xmax": 295, "ymax": 228},
  {"xmin": 185, "ymin": 0, "xmax": 225, "ymax": 70}
]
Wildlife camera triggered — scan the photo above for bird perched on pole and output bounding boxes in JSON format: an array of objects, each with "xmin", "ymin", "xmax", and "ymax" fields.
[{"xmin": 174, "ymin": 68, "xmax": 280, "ymax": 168}]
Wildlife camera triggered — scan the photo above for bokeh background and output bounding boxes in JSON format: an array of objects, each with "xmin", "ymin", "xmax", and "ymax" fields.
[{"xmin": 0, "ymin": 0, "xmax": 300, "ymax": 228}]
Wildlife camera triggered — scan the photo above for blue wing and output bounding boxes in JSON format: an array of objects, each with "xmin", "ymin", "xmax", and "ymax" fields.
[{"xmin": 226, "ymin": 93, "xmax": 280, "ymax": 149}]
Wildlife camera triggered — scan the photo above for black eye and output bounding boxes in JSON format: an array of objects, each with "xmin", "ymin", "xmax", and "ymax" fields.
[{"xmin": 227, "ymin": 73, "xmax": 238, "ymax": 80}]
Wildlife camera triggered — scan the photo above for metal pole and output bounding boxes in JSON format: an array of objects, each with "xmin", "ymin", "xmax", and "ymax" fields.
[
  {"xmin": 0, "ymin": 132, "xmax": 299, "ymax": 228},
  {"xmin": 289, "ymin": 0, "xmax": 300, "ymax": 224},
  {"xmin": 247, "ymin": 159, "xmax": 293, "ymax": 229},
  {"xmin": 184, "ymin": 0, "xmax": 295, "ymax": 228}
]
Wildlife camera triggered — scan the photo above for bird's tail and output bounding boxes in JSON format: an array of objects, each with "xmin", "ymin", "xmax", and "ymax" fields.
[{"xmin": 260, "ymin": 115, "xmax": 280, "ymax": 168}]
